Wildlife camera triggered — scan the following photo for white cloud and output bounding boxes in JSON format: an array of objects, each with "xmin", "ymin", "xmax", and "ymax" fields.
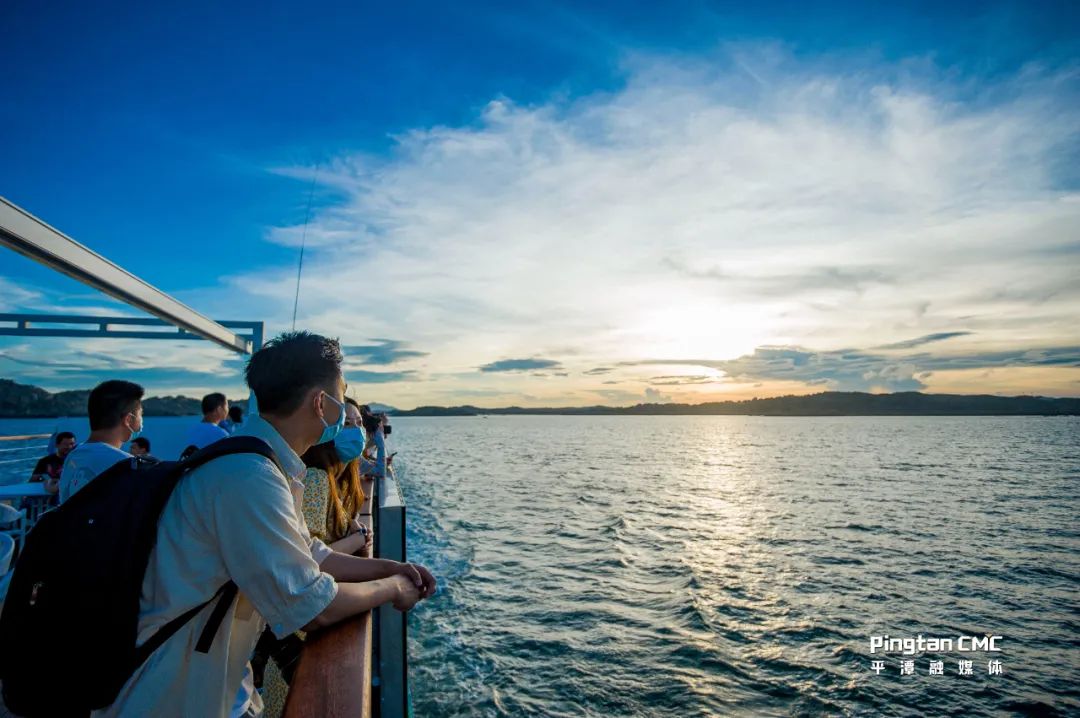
[
  {"xmin": 643, "ymin": 387, "xmax": 672, "ymax": 403},
  {"xmin": 231, "ymin": 50, "xmax": 1079, "ymax": 403},
  {"xmin": 4, "ymin": 49, "xmax": 1079, "ymax": 404},
  {"xmin": 0, "ymin": 276, "xmax": 43, "ymax": 311}
]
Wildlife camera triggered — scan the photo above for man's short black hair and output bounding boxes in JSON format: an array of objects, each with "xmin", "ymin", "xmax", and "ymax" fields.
[
  {"xmin": 55, "ymin": 431, "xmax": 76, "ymax": 444},
  {"xmin": 201, "ymin": 392, "xmax": 227, "ymax": 416},
  {"xmin": 245, "ymin": 331, "xmax": 343, "ymax": 415},
  {"xmin": 87, "ymin": 380, "xmax": 144, "ymax": 431},
  {"xmin": 228, "ymin": 405, "xmax": 244, "ymax": 423},
  {"xmin": 131, "ymin": 436, "xmax": 151, "ymax": 452}
]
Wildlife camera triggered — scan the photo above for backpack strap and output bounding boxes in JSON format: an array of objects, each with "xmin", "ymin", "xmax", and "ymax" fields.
[
  {"xmin": 195, "ymin": 581, "xmax": 239, "ymax": 653},
  {"xmin": 131, "ymin": 436, "xmax": 286, "ymax": 671},
  {"xmin": 182, "ymin": 435, "xmax": 283, "ymax": 475},
  {"xmin": 132, "ymin": 581, "xmax": 234, "ymax": 669}
]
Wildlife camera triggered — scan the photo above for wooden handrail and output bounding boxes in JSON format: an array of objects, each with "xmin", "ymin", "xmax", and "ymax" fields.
[
  {"xmin": 282, "ymin": 478, "xmax": 377, "ymax": 718},
  {"xmin": 283, "ymin": 612, "xmax": 373, "ymax": 718},
  {"xmin": 0, "ymin": 434, "xmax": 52, "ymax": 442}
]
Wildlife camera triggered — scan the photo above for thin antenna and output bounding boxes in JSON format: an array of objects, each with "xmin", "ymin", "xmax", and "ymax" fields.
[{"xmin": 292, "ymin": 168, "xmax": 319, "ymax": 330}]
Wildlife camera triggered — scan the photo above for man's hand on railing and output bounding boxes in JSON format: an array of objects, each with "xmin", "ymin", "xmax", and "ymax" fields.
[
  {"xmin": 391, "ymin": 574, "xmax": 421, "ymax": 612},
  {"xmin": 410, "ymin": 563, "xmax": 437, "ymax": 599},
  {"xmin": 394, "ymin": 562, "xmax": 437, "ymax": 599},
  {"xmin": 306, "ymin": 574, "xmax": 414, "ymax": 629}
]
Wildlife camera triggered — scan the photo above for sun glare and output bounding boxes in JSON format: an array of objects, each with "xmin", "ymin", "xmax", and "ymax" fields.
[{"xmin": 624, "ymin": 303, "xmax": 770, "ymax": 362}]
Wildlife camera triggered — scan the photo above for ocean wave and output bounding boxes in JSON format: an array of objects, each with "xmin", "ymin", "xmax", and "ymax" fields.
[{"xmin": 391, "ymin": 414, "xmax": 1080, "ymax": 718}]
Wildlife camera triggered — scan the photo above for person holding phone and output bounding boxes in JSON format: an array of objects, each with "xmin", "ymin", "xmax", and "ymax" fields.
[{"xmin": 358, "ymin": 408, "xmax": 388, "ymax": 479}]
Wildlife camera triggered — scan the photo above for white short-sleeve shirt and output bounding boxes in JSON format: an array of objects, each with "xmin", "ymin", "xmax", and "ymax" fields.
[
  {"xmin": 184, "ymin": 420, "xmax": 230, "ymax": 451},
  {"xmin": 95, "ymin": 415, "xmax": 337, "ymax": 718},
  {"xmin": 58, "ymin": 441, "xmax": 131, "ymax": 503}
]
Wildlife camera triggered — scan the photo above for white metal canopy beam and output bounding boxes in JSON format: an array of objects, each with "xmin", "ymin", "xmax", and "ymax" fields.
[{"xmin": 0, "ymin": 195, "xmax": 252, "ymax": 354}]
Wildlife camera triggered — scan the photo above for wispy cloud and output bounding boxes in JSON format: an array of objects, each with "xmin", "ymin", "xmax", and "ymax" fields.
[
  {"xmin": 662, "ymin": 258, "xmax": 896, "ymax": 298},
  {"xmin": 0, "ymin": 277, "xmax": 43, "ymax": 311},
  {"xmin": 876, "ymin": 332, "xmax": 973, "ymax": 350},
  {"xmin": 342, "ymin": 339, "xmax": 427, "ymax": 365},
  {"xmin": 649, "ymin": 375, "xmax": 725, "ymax": 385},
  {"xmin": 592, "ymin": 387, "xmax": 672, "ymax": 404},
  {"xmin": 629, "ymin": 344, "xmax": 1080, "ymax": 392},
  {"xmin": 345, "ymin": 369, "xmax": 419, "ymax": 384},
  {"xmin": 478, "ymin": 358, "xmax": 563, "ymax": 373}
]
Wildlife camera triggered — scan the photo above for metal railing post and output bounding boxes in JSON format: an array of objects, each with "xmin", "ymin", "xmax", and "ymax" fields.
[{"xmin": 374, "ymin": 472, "xmax": 408, "ymax": 718}]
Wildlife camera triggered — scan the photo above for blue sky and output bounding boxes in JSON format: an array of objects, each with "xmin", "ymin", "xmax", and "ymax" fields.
[{"xmin": 1, "ymin": 1, "xmax": 1078, "ymax": 407}]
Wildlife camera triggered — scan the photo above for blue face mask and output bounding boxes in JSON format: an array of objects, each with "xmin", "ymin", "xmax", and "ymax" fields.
[
  {"xmin": 127, "ymin": 412, "xmax": 144, "ymax": 442},
  {"xmin": 335, "ymin": 426, "xmax": 365, "ymax": 463},
  {"xmin": 317, "ymin": 393, "xmax": 347, "ymax": 445}
]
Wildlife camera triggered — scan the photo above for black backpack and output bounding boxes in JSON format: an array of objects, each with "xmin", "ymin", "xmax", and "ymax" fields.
[{"xmin": 0, "ymin": 435, "xmax": 281, "ymax": 717}]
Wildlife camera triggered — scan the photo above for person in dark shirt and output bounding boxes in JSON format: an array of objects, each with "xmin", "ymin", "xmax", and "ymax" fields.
[
  {"xmin": 128, "ymin": 436, "xmax": 159, "ymax": 464},
  {"xmin": 30, "ymin": 431, "xmax": 77, "ymax": 496}
]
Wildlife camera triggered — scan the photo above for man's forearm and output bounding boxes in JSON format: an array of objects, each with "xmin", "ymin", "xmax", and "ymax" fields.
[
  {"xmin": 303, "ymin": 576, "xmax": 402, "ymax": 630},
  {"xmin": 319, "ymin": 553, "xmax": 404, "ymax": 582}
]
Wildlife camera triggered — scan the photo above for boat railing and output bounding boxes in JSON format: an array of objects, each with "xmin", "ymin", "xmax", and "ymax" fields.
[
  {"xmin": 0, "ymin": 435, "xmax": 50, "ymax": 469},
  {"xmin": 0, "ymin": 434, "xmax": 51, "ymax": 487},
  {"xmin": 284, "ymin": 469, "xmax": 409, "ymax": 718},
  {"xmin": 284, "ymin": 476, "xmax": 375, "ymax": 717},
  {"xmin": 374, "ymin": 470, "xmax": 408, "ymax": 718}
]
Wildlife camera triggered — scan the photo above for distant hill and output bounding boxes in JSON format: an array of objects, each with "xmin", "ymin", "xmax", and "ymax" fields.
[
  {"xmin": 0, "ymin": 378, "xmax": 380, "ymax": 418},
  {"xmin": 391, "ymin": 391, "xmax": 1080, "ymax": 417},
  {"xmin": 141, "ymin": 395, "xmax": 203, "ymax": 416},
  {"xmin": 1, "ymin": 379, "xmax": 219, "ymax": 417},
  {"xmin": 3, "ymin": 379, "xmax": 1077, "ymax": 418}
]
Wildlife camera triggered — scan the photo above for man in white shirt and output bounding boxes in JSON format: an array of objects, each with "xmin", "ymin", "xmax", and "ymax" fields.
[
  {"xmin": 182, "ymin": 392, "xmax": 230, "ymax": 454},
  {"xmin": 59, "ymin": 380, "xmax": 143, "ymax": 503},
  {"xmin": 97, "ymin": 331, "xmax": 437, "ymax": 717}
]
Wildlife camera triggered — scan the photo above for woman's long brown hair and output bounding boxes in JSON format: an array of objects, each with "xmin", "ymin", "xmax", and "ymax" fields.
[
  {"xmin": 300, "ymin": 439, "xmax": 365, "ymax": 542},
  {"xmin": 340, "ymin": 397, "xmax": 367, "ymax": 529}
]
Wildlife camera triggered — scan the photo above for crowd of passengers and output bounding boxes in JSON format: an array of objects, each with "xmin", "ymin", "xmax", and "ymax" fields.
[{"xmin": 21, "ymin": 331, "xmax": 433, "ymax": 717}]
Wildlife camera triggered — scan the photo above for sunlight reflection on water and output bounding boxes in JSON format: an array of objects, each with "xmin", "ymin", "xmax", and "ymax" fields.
[{"xmin": 399, "ymin": 415, "xmax": 1078, "ymax": 717}]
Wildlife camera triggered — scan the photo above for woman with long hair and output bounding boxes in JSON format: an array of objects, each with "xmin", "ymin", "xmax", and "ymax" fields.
[
  {"xmin": 300, "ymin": 397, "xmax": 369, "ymax": 551},
  {"xmin": 260, "ymin": 398, "xmax": 372, "ymax": 717}
]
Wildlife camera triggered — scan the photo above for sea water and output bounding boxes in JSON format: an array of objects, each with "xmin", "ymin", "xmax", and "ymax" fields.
[
  {"xmin": 397, "ymin": 415, "xmax": 1078, "ymax": 717},
  {"xmin": 2, "ymin": 414, "xmax": 1076, "ymax": 716}
]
